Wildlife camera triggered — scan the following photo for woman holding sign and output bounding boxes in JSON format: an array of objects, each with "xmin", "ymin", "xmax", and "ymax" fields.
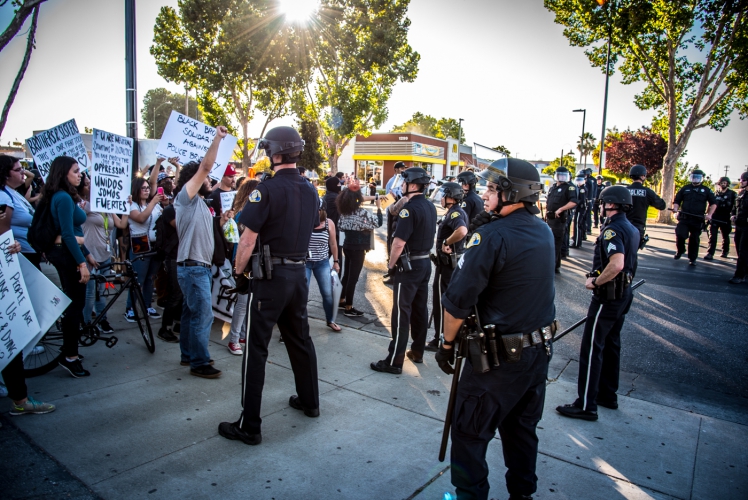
[
  {"xmin": 124, "ymin": 176, "xmax": 164, "ymax": 322},
  {"xmin": 0, "ymin": 155, "xmax": 39, "ymax": 268}
]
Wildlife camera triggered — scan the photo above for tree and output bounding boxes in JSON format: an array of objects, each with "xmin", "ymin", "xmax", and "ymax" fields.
[
  {"xmin": 298, "ymin": 119, "xmax": 324, "ymax": 173},
  {"xmin": 542, "ymin": 152, "xmax": 578, "ymax": 175},
  {"xmin": 493, "ymin": 145, "xmax": 511, "ymax": 157},
  {"xmin": 0, "ymin": 1, "xmax": 39, "ymax": 135},
  {"xmin": 0, "ymin": 0, "xmax": 46, "ymax": 53},
  {"xmin": 296, "ymin": 0, "xmax": 420, "ymax": 173},
  {"xmin": 391, "ymin": 112, "xmax": 466, "ymax": 142},
  {"xmin": 592, "ymin": 127, "xmax": 622, "ymax": 167},
  {"xmin": 576, "ymin": 132, "xmax": 596, "ymax": 168},
  {"xmin": 604, "ymin": 127, "xmax": 668, "ymax": 179},
  {"xmin": 545, "ymin": 0, "xmax": 748, "ymax": 223},
  {"xmin": 141, "ymin": 88, "xmax": 202, "ymax": 139}
]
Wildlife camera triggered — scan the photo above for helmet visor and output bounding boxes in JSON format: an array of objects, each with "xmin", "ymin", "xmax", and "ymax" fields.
[
  {"xmin": 689, "ymin": 173, "xmax": 704, "ymax": 183},
  {"xmin": 575, "ymin": 177, "xmax": 585, "ymax": 186},
  {"xmin": 554, "ymin": 171, "xmax": 570, "ymax": 182}
]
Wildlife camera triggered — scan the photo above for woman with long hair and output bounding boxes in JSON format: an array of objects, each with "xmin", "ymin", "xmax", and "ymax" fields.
[
  {"xmin": 0, "ymin": 155, "xmax": 39, "ymax": 268},
  {"xmin": 336, "ymin": 180, "xmax": 382, "ymax": 317},
  {"xmin": 124, "ymin": 175, "xmax": 164, "ymax": 322},
  {"xmin": 42, "ymin": 156, "xmax": 97, "ymax": 377},
  {"xmin": 306, "ymin": 206, "xmax": 341, "ymax": 331}
]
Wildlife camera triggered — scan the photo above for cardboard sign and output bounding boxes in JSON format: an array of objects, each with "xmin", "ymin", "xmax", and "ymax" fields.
[
  {"xmin": 156, "ymin": 111, "xmax": 238, "ymax": 181},
  {"xmin": 90, "ymin": 129, "xmax": 133, "ymax": 215},
  {"xmin": 379, "ymin": 193, "xmax": 397, "ymax": 211},
  {"xmin": 21, "ymin": 254, "xmax": 71, "ymax": 358},
  {"xmin": 26, "ymin": 119, "xmax": 89, "ymax": 180},
  {"xmin": 0, "ymin": 231, "xmax": 40, "ymax": 372},
  {"xmin": 220, "ymin": 191, "xmax": 237, "ymax": 213}
]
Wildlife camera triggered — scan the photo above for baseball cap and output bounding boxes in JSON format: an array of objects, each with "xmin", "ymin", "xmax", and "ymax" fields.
[{"xmin": 224, "ymin": 165, "xmax": 237, "ymax": 177}]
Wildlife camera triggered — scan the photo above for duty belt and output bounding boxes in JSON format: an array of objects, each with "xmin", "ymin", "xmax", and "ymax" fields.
[
  {"xmin": 409, "ymin": 254, "xmax": 430, "ymax": 261},
  {"xmin": 270, "ymin": 257, "xmax": 305, "ymax": 265},
  {"xmin": 521, "ymin": 330, "xmax": 545, "ymax": 348}
]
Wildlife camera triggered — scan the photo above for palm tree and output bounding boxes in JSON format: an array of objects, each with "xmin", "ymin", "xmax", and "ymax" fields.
[{"xmin": 577, "ymin": 132, "xmax": 596, "ymax": 169}]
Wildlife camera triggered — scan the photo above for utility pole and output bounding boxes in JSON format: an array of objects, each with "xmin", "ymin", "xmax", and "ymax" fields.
[
  {"xmin": 724, "ymin": 165, "xmax": 729, "ymax": 178},
  {"xmin": 598, "ymin": 0, "xmax": 614, "ymax": 176},
  {"xmin": 125, "ymin": 0, "xmax": 138, "ymax": 170}
]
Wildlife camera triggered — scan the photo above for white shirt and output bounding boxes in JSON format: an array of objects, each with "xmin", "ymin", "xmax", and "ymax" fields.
[{"xmin": 128, "ymin": 202, "xmax": 162, "ymax": 241}]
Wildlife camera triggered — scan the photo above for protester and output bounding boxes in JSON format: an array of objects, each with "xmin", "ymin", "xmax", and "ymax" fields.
[
  {"xmin": 368, "ymin": 177, "xmax": 377, "ymax": 204},
  {"xmin": 208, "ymin": 164, "xmax": 237, "ymax": 215},
  {"xmin": 336, "ymin": 180, "xmax": 382, "ymax": 317},
  {"xmin": 324, "ymin": 176, "xmax": 343, "ymax": 268},
  {"xmin": 0, "ymin": 155, "xmax": 39, "ymax": 268},
  {"xmin": 307, "ymin": 205, "xmax": 341, "ymax": 331}
]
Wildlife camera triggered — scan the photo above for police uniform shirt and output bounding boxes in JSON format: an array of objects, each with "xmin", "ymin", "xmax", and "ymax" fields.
[
  {"xmin": 593, "ymin": 213, "xmax": 639, "ymax": 277},
  {"xmin": 437, "ymin": 204, "xmax": 468, "ymax": 253},
  {"xmin": 626, "ymin": 181, "xmax": 666, "ymax": 228},
  {"xmin": 443, "ymin": 209, "xmax": 556, "ymax": 334},
  {"xmin": 576, "ymin": 183, "xmax": 587, "ymax": 205},
  {"xmin": 392, "ymin": 194, "xmax": 437, "ymax": 253},
  {"xmin": 713, "ymin": 189, "xmax": 736, "ymax": 220},
  {"xmin": 733, "ymin": 189, "xmax": 748, "ymax": 226},
  {"xmin": 585, "ymin": 177, "xmax": 597, "ymax": 202},
  {"xmin": 674, "ymin": 184, "xmax": 717, "ymax": 221},
  {"xmin": 546, "ymin": 182, "xmax": 578, "ymax": 213},
  {"xmin": 239, "ymin": 168, "xmax": 319, "ymax": 258},
  {"xmin": 461, "ymin": 190, "xmax": 483, "ymax": 223}
]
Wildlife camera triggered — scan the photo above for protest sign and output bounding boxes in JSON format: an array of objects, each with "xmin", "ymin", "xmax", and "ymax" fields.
[
  {"xmin": 90, "ymin": 129, "xmax": 133, "ymax": 215},
  {"xmin": 156, "ymin": 111, "xmax": 238, "ymax": 181},
  {"xmin": 379, "ymin": 193, "xmax": 397, "ymax": 211},
  {"xmin": 220, "ymin": 191, "xmax": 237, "ymax": 213},
  {"xmin": 26, "ymin": 119, "xmax": 89, "ymax": 180},
  {"xmin": 20, "ymin": 254, "xmax": 71, "ymax": 358},
  {"xmin": 0, "ymin": 231, "xmax": 40, "ymax": 372}
]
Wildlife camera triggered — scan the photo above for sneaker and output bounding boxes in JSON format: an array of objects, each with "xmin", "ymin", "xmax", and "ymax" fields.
[
  {"xmin": 370, "ymin": 360, "xmax": 402, "ymax": 375},
  {"xmin": 424, "ymin": 338, "xmax": 439, "ymax": 352},
  {"xmin": 228, "ymin": 342, "xmax": 243, "ymax": 355},
  {"xmin": 29, "ymin": 345, "xmax": 45, "ymax": 356},
  {"xmin": 99, "ymin": 319, "xmax": 114, "ymax": 334},
  {"xmin": 728, "ymin": 277, "xmax": 745, "ymax": 284},
  {"xmin": 124, "ymin": 309, "xmax": 136, "ymax": 323},
  {"xmin": 703, "ymin": 254, "xmax": 714, "ymax": 261},
  {"xmin": 181, "ymin": 359, "xmax": 214, "ymax": 366},
  {"xmin": 218, "ymin": 421, "xmax": 262, "ymax": 445},
  {"xmin": 344, "ymin": 307, "xmax": 365, "ymax": 317},
  {"xmin": 158, "ymin": 329, "xmax": 179, "ymax": 343},
  {"xmin": 58, "ymin": 357, "xmax": 90, "ymax": 378},
  {"xmin": 9, "ymin": 397, "xmax": 56, "ymax": 416},
  {"xmin": 147, "ymin": 308, "xmax": 162, "ymax": 319},
  {"xmin": 190, "ymin": 365, "xmax": 222, "ymax": 379},
  {"xmin": 338, "ymin": 302, "xmax": 346, "ymax": 310},
  {"xmin": 556, "ymin": 403, "xmax": 598, "ymax": 421},
  {"xmin": 238, "ymin": 338, "xmax": 246, "ymax": 345}
]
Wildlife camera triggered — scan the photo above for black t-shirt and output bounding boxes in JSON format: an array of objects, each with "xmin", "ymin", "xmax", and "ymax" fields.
[
  {"xmin": 437, "ymin": 204, "xmax": 468, "ymax": 253},
  {"xmin": 626, "ymin": 181, "xmax": 666, "ymax": 228},
  {"xmin": 733, "ymin": 190, "xmax": 748, "ymax": 227},
  {"xmin": 713, "ymin": 189, "xmax": 736, "ymax": 220},
  {"xmin": 546, "ymin": 182, "xmax": 578, "ymax": 213},
  {"xmin": 238, "ymin": 168, "xmax": 319, "ymax": 258},
  {"xmin": 207, "ymin": 186, "xmax": 232, "ymax": 216},
  {"xmin": 392, "ymin": 194, "xmax": 437, "ymax": 254},
  {"xmin": 461, "ymin": 190, "xmax": 483, "ymax": 223},
  {"xmin": 674, "ymin": 184, "xmax": 717, "ymax": 222},
  {"xmin": 592, "ymin": 213, "xmax": 639, "ymax": 277},
  {"xmin": 160, "ymin": 204, "xmax": 179, "ymax": 260}
]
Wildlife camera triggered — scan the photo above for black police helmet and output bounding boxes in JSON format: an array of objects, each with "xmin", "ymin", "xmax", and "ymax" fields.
[
  {"xmin": 596, "ymin": 175, "xmax": 604, "ymax": 180},
  {"xmin": 718, "ymin": 176, "xmax": 730, "ymax": 184},
  {"xmin": 257, "ymin": 126, "xmax": 304, "ymax": 167},
  {"xmin": 692, "ymin": 169, "xmax": 706, "ymax": 176},
  {"xmin": 456, "ymin": 170, "xmax": 477, "ymax": 187},
  {"xmin": 629, "ymin": 164, "xmax": 647, "ymax": 178},
  {"xmin": 393, "ymin": 161, "xmax": 406, "ymax": 170},
  {"xmin": 555, "ymin": 166, "xmax": 569, "ymax": 173},
  {"xmin": 603, "ymin": 181, "xmax": 612, "ymax": 187},
  {"xmin": 440, "ymin": 181, "xmax": 464, "ymax": 202},
  {"xmin": 741, "ymin": 171, "xmax": 748, "ymax": 182},
  {"xmin": 477, "ymin": 158, "xmax": 543, "ymax": 209},
  {"xmin": 600, "ymin": 185, "xmax": 633, "ymax": 210},
  {"xmin": 401, "ymin": 167, "xmax": 430, "ymax": 185}
]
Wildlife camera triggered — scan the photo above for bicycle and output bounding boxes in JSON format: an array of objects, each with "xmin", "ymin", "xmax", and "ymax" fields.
[{"xmin": 23, "ymin": 252, "xmax": 157, "ymax": 377}]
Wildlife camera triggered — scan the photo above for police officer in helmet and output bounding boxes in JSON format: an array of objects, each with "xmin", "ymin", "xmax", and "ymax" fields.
[
  {"xmin": 383, "ymin": 161, "xmax": 407, "ymax": 285},
  {"xmin": 545, "ymin": 166, "xmax": 578, "ymax": 273},
  {"xmin": 729, "ymin": 172, "xmax": 748, "ymax": 283},
  {"xmin": 371, "ymin": 167, "xmax": 437, "ymax": 374},
  {"xmin": 625, "ymin": 164, "xmax": 666, "ymax": 249},
  {"xmin": 457, "ymin": 170, "xmax": 484, "ymax": 224},
  {"xmin": 219, "ymin": 126, "xmax": 321, "ymax": 445},
  {"xmin": 557, "ymin": 185, "xmax": 639, "ymax": 421},
  {"xmin": 705, "ymin": 176, "xmax": 736, "ymax": 260},
  {"xmin": 593, "ymin": 175, "xmax": 604, "ymax": 228},
  {"xmin": 571, "ymin": 173, "xmax": 588, "ymax": 248},
  {"xmin": 424, "ymin": 182, "xmax": 468, "ymax": 352},
  {"xmin": 583, "ymin": 168, "xmax": 597, "ymax": 235},
  {"xmin": 672, "ymin": 169, "xmax": 717, "ymax": 265},
  {"xmin": 437, "ymin": 158, "xmax": 555, "ymax": 500}
]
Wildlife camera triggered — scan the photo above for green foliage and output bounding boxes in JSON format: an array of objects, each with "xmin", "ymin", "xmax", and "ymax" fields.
[
  {"xmin": 391, "ymin": 112, "xmax": 466, "ymax": 142},
  {"xmin": 141, "ymin": 88, "xmax": 202, "ymax": 139},
  {"xmin": 576, "ymin": 132, "xmax": 596, "ymax": 166},
  {"xmin": 298, "ymin": 120, "xmax": 324, "ymax": 173},
  {"xmin": 543, "ymin": 153, "xmax": 578, "ymax": 175},
  {"xmin": 493, "ymin": 145, "xmax": 511, "ymax": 157}
]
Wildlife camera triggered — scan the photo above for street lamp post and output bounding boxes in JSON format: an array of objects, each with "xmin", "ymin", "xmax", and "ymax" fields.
[
  {"xmin": 597, "ymin": 0, "xmax": 614, "ymax": 175},
  {"xmin": 456, "ymin": 118, "xmax": 463, "ymax": 174},
  {"xmin": 125, "ymin": 0, "xmax": 138, "ymax": 169},
  {"xmin": 152, "ymin": 101, "xmax": 173, "ymax": 139},
  {"xmin": 573, "ymin": 109, "xmax": 586, "ymax": 168}
]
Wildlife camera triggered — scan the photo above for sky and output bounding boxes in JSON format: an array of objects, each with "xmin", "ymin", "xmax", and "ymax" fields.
[{"xmin": 1, "ymin": 0, "xmax": 746, "ymax": 180}]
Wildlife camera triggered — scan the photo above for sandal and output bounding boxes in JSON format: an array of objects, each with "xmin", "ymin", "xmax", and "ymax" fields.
[{"xmin": 327, "ymin": 322, "xmax": 342, "ymax": 332}]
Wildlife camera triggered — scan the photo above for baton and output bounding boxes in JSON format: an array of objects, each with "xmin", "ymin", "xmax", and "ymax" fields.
[
  {"xmin": 552, "ymin": 279, "xmax": 646, "ymax": 344},
  {"xmin": 439, "ymin": 331, "xmax": 467, "ymax": 462},
  {"xmin": 668, "ymin": 208, "xmax": 729, "ymax": 225}
]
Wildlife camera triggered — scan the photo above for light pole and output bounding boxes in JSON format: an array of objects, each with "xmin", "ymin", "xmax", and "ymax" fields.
[
  {"xmin": 456, "ymin": 118, "xmax": 463, "ymax": 174},
  {"xmin": 573, "ymin": 109, "xmax": 586, "ymax": 168},
  {"xmin": 125, "ymin": 0, "xmax": 138, "ymax": 169},
  {"xmin": 152, "ymin": 101, "xmax": 173, "ymax": 139},
  {"xmin": 723, "ymin": 165, "xmax": 729, "ymax": 178},
  {"xmin": 597, "ymin": 0, "xmax": 614, "ymax": 175}
]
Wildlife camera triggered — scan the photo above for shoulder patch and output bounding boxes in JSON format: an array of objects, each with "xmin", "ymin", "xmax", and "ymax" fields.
[
  {"xmin": 603, "ymin": 229, "xmax": 616, "ymax": 240},
  {"xmin": 569, "ymin": 186, "xmax": 576, "ymax": 191},
  {"xmin": 399, "ymin": 209, "xmax": 410, "ymax": 218},
  {"xmin": 249, "ymin": 190, "xmax": 262, "ymax": 203},
  {"xmin": 451, "ymin": 211, "xmax": 460, "ymax": 219},
  {"xmin": 460, "ymin": 201, "xmax": 466, "ymax": 208},
  {"xmin": 466, "ymin": 233, "xmax": 481, "ymax": 248}
]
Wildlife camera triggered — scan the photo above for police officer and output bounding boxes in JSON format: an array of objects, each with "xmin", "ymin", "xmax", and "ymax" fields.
[
  {"xmin": 583, "ymin": 168, "xmax": 597, "ymax": 235},
  {"xmin": 383, "ymin": 161, "xmax": 406, "ymax": 285},
  {"xmin": 545, "ymin": 166, "xmax": 578, "ymax": 273},
  {"xmin": 457, "ymin": 170, "xmax": 483, "ymax": 223},
  {"xmin": 371, "ymin": 167, "xmax": 437, "ymax": 374},
  {"xmin": 218, "ymin": 126, "xmax": 320, "ymax": 445},
  {"xmin": 557, "ymin": 185, "xmax": 639, "ymax": 421},
  {"xmin": 729, "ymin": 172, "xmax": 748, "ymax": 284},
  {"xmin": 436, "ymin": 158, "xmax": 554, "ymax": 500},
  {"xmin": 571, "ymin": 173, "xmax": 588, "ymax": 248},
  {"xmin": 625, "ymin": 164, "xmax": 666, "ymax": 248},
  {"xmin": 593, "ymin": 175, "xmax": 604, "ymax": 228},
  {"xmin": 673, "ymin": 169, "xmax": 717, "ymax": 265},
  {"xmin": 705, "ymin": 176, "xmax": 736, "ymax": 260},
  {"xmin": 424, "ymin": 182, "xmax": 468, "ymax": 352}
]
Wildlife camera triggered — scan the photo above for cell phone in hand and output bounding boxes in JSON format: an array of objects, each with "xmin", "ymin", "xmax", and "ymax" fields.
[{"xmin": 157, "ymin": 187, "xmax": 164, "ymax": 196}]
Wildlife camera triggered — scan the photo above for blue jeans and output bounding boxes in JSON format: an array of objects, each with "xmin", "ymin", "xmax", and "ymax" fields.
[
  {"xmin": 177, "ymin": 265, "xmax": 213, "ymax": 368},
  {"xmin": 305, "ymin": 259, "xmax": 334, "ymax": 322},
  {"xmin": 84, "ymin": 258, "xmax": 111, "ymax": 323},
  {"xmin": 126, "ymin": 249, "xmax": 160, "ymax": 310}
]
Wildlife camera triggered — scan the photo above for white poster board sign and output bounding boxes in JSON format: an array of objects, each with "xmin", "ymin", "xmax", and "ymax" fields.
[
  {"xmin": 91, "ymin": 129, "xmax": 133, "ymax": 215},
  {"xmin": 26, "ymin": 119, "xmax": 90, "ymax": 180},
  {"xmin": 0, "ymin": 231, "xmax": 40, "ymax": 372},
  {"xmin": 156, "ymin": 111, "xmax": 238, "ymax": 181},
  {"xmin": 20, "ymin": 254, "xmax": 72, "ymax": 358},
  {"xmin": 220, "ymin": 191, "xmax": 237, "ymax": 213}
]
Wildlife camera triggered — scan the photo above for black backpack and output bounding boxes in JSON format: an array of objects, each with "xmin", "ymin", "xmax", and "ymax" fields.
[{"xmin": 28, "ymin": 197, "xmax": 58, "ymax": 254}]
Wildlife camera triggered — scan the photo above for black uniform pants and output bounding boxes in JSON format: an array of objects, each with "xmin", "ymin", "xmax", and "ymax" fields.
[
  {"xmin": 547, "ymin": 218, "xmax": 566, "ymax": 270},
  {"xmin": 593, "ymin": 201, "xmax": 601, "ymax": 227},
  {"xmin": 572, "ymin": 206, "xmax": 586, "ymax": 247},
  {"xmin": 574, "ymin": 288, "xmax": 633, "ymax": 412},
  {"xmin": 238, "ymin": 265, "xmax": 319, "ymax": 435},
  {"xmin": 431, "ymin": 262, "xmax": 455, "ymax": 340},
  {"xmin": 385, "ymin": 259, "xmax": 431, "ymax": 368},
  {"xmin": 585, "ymin": 201, "xmax": 594, "ymax": 233},
  {"xmin": 563, "ymin": 216, "xmax": 572, "ymax": 255},
  {"xmin": 707, "ymin": 221, "xmax": 732, "ymax": 256},
  {"xmin": 675, "ymin": 219, "xmax": 704, "ymax": 261},
  {"xmin": 451, "ymin": 349, "xmax": 549, "ymax": 500},
  {"xmin": 160, "ymin": 259, "xmax": 184, "ymax": 333},
  {"xmin": 734, "ymin": 225, "xmax": 748, "ymax": 279}
]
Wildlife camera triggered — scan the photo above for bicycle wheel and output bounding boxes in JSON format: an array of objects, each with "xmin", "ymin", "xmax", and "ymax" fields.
[
  {"xmin": 23, "ymin": 325, "xmax": 64, "ymax": 378},
  {"xmin": 131, "ymin": 285, "xmax": 155, "ymax": 353}
]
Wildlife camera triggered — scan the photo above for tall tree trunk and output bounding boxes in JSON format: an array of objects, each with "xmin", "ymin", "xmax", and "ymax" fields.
[{"xmin": 0, "ymin": 5, "xmax": 39, "ymax": 136}]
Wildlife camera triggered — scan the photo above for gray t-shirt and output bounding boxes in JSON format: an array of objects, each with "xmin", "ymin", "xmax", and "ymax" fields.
[{"xmin": 174, "ymin": 188, "xmax": 214, "ymax": 264}]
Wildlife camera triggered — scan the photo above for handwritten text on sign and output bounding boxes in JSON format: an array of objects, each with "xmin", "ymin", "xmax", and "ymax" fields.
[
  {"xmin": 26, "ymin": 119, "xmax": 89, "ymax": 181},
  {"xmin": 220, "ymin": 191, "xmax": 237, "ymax": 213},
  {"xmin": 0, "ymin": 231, "xmax": 40, "ymax": 372},
  {"xmin": 91, "ymin": 129, "xmax": 133, "ymax": 215},
  {"xmin": 155, "ymin": 111, "xmax": 238, "ymax": 181}
]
